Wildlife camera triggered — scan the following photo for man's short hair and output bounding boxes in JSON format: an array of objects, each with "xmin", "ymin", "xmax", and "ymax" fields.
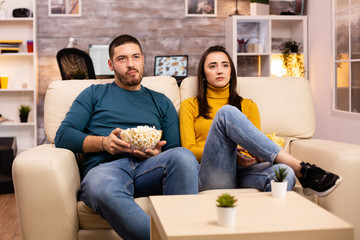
[{"xmin": 109, "ymin": 34, "xmax": 143, "ymax": 60}]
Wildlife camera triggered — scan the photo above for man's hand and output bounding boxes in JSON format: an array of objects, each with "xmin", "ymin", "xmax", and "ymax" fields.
[
  {"xmin": 129, "ymin": 140, "xmax": 167, "ymax": 160},
  {"xmin": 102, "ymin": 128, "xmax": 133, "ymax": 155},
  {"xmin": 236, "ymin": 146, "xmax": 256, "ymax": 168},
  {"xmin": 102, "ymin": 128, "xmax": 166, "ymax": 160}
]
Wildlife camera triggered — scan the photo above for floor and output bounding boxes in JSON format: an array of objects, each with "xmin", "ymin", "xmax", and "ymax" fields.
[{"xmin": 0, "ymin": 193, "xmax": 22, "ymax": 240}]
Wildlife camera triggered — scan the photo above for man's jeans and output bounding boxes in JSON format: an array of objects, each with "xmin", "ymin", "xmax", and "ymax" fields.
[
  {"xmin": 200, "ymin": 105, "xmax": 296, "ymax": 192},
  {"xmin": 79, "ymin": 147, "xmax": 199, "ymax": 240}
]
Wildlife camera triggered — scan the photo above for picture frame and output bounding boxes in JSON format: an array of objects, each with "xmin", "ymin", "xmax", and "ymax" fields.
[
  {"xmin": 49, "ymin": 0, "xmax": 81, "ymax": 17},
  {"xmin": 185, "ymin": 0, "xmax": 217, "ymax": 17}
]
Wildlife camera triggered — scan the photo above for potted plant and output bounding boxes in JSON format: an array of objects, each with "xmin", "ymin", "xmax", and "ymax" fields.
[
  {"xmin": 19, "ymin": 104, "xmax": 31, "ymax": 123},
  {"xmin": 0, "ymin": 0, "xmax": 6, "ymax": 19},
  {"xmin": 280, "ymin": 40, "xmax": 305, "ymax": 77},
  {"xmin": 270, "ymin": 167, "xmax": 288, "ymax": 198},
  {"xmin": 250, "ymin": 0, "xmax": 269, "ymax": 16},
  {"xmin": 216, "ymin": 193, "xmax": 237, "ymax": 227}
]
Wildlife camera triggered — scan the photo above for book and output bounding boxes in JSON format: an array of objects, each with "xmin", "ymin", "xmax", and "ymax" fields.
[
  {"xmin": 0, "ymin": 40, "xmax": 23, "ymax": 44},
  {"xmin": 0, "ymin": 47, "xmax": 20, "ymax": 53}
]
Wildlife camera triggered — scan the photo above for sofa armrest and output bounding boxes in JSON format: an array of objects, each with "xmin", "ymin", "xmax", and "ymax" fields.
[
  {"xmin": 289, "ymin": 139, "xmax": 360, "ymax": 239},
  {"xmin": 12, "ymin": 144, "xmax": 81, "ymax": 240}
]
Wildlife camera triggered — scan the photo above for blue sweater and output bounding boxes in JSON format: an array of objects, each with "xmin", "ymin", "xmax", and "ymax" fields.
[{"xmin": 55, "ymin": 82, "xmax": 180, "ymax": 177}]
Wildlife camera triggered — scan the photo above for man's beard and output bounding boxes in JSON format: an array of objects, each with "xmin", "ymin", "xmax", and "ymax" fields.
[{"xmin": 114, "ymin": 67, "xmax": 144, "ymax": 86}]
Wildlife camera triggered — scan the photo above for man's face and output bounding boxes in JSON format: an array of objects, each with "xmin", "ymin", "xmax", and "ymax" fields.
[{"xmin": 108, "ymin": 43, "xmax": 144, "ymax": 90}]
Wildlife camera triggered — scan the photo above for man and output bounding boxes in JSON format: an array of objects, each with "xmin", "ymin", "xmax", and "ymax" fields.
[{"xmin": 55, "ymin": 34, "xmax": 199, "ymax": 240}]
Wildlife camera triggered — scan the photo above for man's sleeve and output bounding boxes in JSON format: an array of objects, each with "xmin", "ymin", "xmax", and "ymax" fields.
[
  {"xmin": 160, "ymin": 97, "xmax": 181, "ymax": 151},
  {"xmin": 54, "ymin": 87, "xmax": 94, "ymax": 153}
]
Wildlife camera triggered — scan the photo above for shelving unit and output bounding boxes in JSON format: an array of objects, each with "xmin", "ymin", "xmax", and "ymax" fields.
[
  {"xmin": 0, "ymin": 0, "xmax": 37, "ymax": 152},
  {"xmin": 225, "ymin": 15, "xmax": 307, "ymax": 78}
]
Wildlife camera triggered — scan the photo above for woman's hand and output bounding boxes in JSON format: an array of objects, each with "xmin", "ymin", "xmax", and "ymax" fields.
[{"xmin": 236, "ymin": 146, "xmax": 256, "ymax": 168}]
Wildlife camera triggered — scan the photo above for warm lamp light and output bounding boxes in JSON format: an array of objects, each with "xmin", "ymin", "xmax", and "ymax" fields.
[
  {"xmin": 271, "ymin": 56, "xmax": 287, "ymax": 77},
  {"xmin": 271, "ymin": 54, "xmax": 304, "ymax": 77},
  {"xmin": 336, "ymin": 62, "xmax": 349, "ymax": 88}
]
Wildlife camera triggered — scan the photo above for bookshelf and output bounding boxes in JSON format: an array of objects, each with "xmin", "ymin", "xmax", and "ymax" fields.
[
  {"xmin": 225, "ymin": 15, "xmax": 307, "ymax": 78},
  {"xmin": 0, "ymin": 0, "xmax": 37, "ymax": 152}
]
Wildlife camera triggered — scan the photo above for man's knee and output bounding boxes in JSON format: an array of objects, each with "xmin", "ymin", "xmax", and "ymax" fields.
[{"xmin": 169, "ymin": 147, "xmax": 199, "ymax": 173}]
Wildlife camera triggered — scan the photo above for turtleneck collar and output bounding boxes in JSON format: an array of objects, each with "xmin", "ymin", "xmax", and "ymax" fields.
[{"xmin": 207, "ymin": 83, "xmax": 230, "ymax": 99}]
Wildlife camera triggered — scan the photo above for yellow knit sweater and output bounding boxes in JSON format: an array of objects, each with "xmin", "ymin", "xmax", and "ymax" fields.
[{"xmin": 179, "ymin": 84, "xmax": 261, "ymax": 162}]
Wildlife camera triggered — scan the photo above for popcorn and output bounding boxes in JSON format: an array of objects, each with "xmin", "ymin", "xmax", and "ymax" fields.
[{"xmin": 120, "ymin": 126, "xmax": 162, "ymax": 152}]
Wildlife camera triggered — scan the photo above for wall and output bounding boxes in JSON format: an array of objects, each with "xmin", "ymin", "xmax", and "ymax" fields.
[
  {"xmin": 36, "ymin": 0, "xmax": 243, "ymax": 142},
  {"xmin": 307, "ymin": 0, "xmax": 360, "ymax": 145}
]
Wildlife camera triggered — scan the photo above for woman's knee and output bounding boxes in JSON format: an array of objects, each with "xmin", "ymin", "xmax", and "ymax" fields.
[{"xmin": 215, "ymin": 105, "xmax": 247, "ymax": 123}]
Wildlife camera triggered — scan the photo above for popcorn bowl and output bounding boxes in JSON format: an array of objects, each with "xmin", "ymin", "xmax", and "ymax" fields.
[{"xmin": 120, "ymin": 126, "xmax": 162, "ymax": 152}]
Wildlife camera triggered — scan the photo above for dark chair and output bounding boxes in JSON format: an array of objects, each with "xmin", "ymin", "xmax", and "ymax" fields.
[{"xmin": 56, "ymin": 48, "xmax": 96, "ymax": 80}]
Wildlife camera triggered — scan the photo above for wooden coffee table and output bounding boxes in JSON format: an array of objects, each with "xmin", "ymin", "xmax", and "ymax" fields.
[{"xmin": 149, "ymin": 191, "xmax": 353, "ymax": 240}]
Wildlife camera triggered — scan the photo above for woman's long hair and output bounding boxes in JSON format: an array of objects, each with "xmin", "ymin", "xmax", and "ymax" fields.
[{"xmin": 196, "ymin": 45, "xmax": 242, "ymax": 119}]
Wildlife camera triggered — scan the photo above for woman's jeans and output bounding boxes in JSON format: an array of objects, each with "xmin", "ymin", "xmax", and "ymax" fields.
[
  {"xmin": 79, "ymin": 147, "xmax": 199, "ymax": 240},
  {"xmin": 199, "ymin": 105, "xmax": 296, "ymax": 192}
]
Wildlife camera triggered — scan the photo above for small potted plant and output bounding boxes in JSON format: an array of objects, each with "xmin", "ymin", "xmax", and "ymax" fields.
[
  {"xmin": 270, "ymin": 167, "xmax": 288, "ymax": 198},
  {"xmin": 216, "ymin": 193, "xmax": 237, "ymax": 227},
  {"xmin": 280, "ymin": 40, "xmax": 305, "ymax": 77},
  {"xmin": 250, "ymin": 0, "xmax": 269, "ymax": 16},
  {"xmin": 19, "ymin": 104, "xmax": 31, "ymax": 123}
]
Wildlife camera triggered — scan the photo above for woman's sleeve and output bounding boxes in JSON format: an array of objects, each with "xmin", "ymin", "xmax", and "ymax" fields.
[
  {"xmin": 242, "ymin": 99, "xmax": 261, "ymax": 131},
  {"xmin": 179, "ymin": 99, "xmax": 203, "ymax": 162}
]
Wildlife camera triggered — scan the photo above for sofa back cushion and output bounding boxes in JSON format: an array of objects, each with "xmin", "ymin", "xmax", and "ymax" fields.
[
  {"xmin": 180, "ymin": 76, "xmax": 316, "ymax": 138},
  {"xmin": 44, "ymin": 76, "xmax": 180, "ymax": 143}
]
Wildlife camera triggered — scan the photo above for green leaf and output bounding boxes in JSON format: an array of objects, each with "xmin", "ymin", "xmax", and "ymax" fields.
[
  {"xmin": 271, "ymin": 167, "xmax": 288, "ymax": 182},
  {"xmin": 216, "ymin": 193, "xmax": 237, "ymax": 207},
  {"xmin": 250, "ymin": 0, "xmax": 269, "ymax": 4}
]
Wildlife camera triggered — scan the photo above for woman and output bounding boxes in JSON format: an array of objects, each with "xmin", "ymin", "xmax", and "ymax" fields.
[{"xmin": 179, "ymin": 45, "xmax": 342, "ymax": 196}]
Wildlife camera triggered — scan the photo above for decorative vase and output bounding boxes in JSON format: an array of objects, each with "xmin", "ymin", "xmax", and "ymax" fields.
[
  {"xmin": 271, "ymin": 180, "xmax": 287, "ymax": 198},
  {"xmin": 250, "ymin": 3, "xmax": 269, "ymax": 16},
  {"xmin": 217, "ymin": 206, "xmax": 237, "ymax": 227},
  {"xmin": 20, "ymin": 114, "xmax": 29, "ymax": 123}
]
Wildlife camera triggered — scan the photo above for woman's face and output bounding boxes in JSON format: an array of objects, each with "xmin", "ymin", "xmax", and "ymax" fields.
[{"xmin": 204, "ymin": 51, "xmax": 231, "ymax": 88}]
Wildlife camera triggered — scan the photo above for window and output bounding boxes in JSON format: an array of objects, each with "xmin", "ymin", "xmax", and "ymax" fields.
[{"xmin": 333, "ymin": 0, "xmax": 360, "ymax": 113}]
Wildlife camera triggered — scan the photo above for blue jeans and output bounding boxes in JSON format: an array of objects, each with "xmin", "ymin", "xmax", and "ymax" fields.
[
  {"xmin": 199, "ymin": 105, "xmax": 296, "ymax": 192},
  {"xmin": 79, "ymin": 147, "xmax": 199, "ymax": 240}
]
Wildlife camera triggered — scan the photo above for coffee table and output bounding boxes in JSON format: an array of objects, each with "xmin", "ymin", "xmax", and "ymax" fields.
[{"xmin": 149, "ymin": 191, "xmax": 353, "ymax": 240}]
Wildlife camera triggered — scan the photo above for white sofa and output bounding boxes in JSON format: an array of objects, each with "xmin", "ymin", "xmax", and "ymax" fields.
[{"xmin": 12, "ymin": 76, "xmax": 360, "ymax": 240}]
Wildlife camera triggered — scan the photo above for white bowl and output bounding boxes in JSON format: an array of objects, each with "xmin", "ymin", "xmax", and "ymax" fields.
[{"xmin": 120, "ymin": 126, "xmax": 162, "ymax": 152}]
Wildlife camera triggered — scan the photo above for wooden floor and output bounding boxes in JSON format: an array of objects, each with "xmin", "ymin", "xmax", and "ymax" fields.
[{"xmin": 0, "ymin": 193, "xmax": 22, "ymax": 240}]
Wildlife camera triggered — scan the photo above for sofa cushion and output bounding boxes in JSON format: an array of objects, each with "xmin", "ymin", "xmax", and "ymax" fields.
[
  {"xmin": 180, "ymin": 76, "xmax": 316, "ymax": 139},
  {"xmin": 44, "ymin": 76, "xmax": 180, "ymax": 143},
  {"xmin": 78, "ymin": 197, "xmax": 150, "ymax": 230}
]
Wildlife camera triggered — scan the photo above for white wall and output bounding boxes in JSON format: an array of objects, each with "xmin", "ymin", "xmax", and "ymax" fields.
[{"xmin": 308, "ymin": 0, "xmax": 360, "ymax": 145}]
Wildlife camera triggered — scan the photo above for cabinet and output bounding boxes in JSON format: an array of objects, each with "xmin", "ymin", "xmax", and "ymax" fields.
[
  {"xmin": 225, "ymin": 15, "xmax": 307, "ymax": 78},
  {"xmin": 0, "ymin": 0, "xmax": 37, "ymax": 152}
]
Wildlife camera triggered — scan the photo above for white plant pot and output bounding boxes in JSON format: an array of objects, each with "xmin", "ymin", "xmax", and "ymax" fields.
[
  {"xmin": 217, "ymin": 206, "xmax": 237, "ymax": 227},
  {"xmin": 250, "ymin": 3, "xmax": 269, "ymax": 16},
  {"xmin": 271, "ymin": 180, "xmax": 287, "ymax": 198}
]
